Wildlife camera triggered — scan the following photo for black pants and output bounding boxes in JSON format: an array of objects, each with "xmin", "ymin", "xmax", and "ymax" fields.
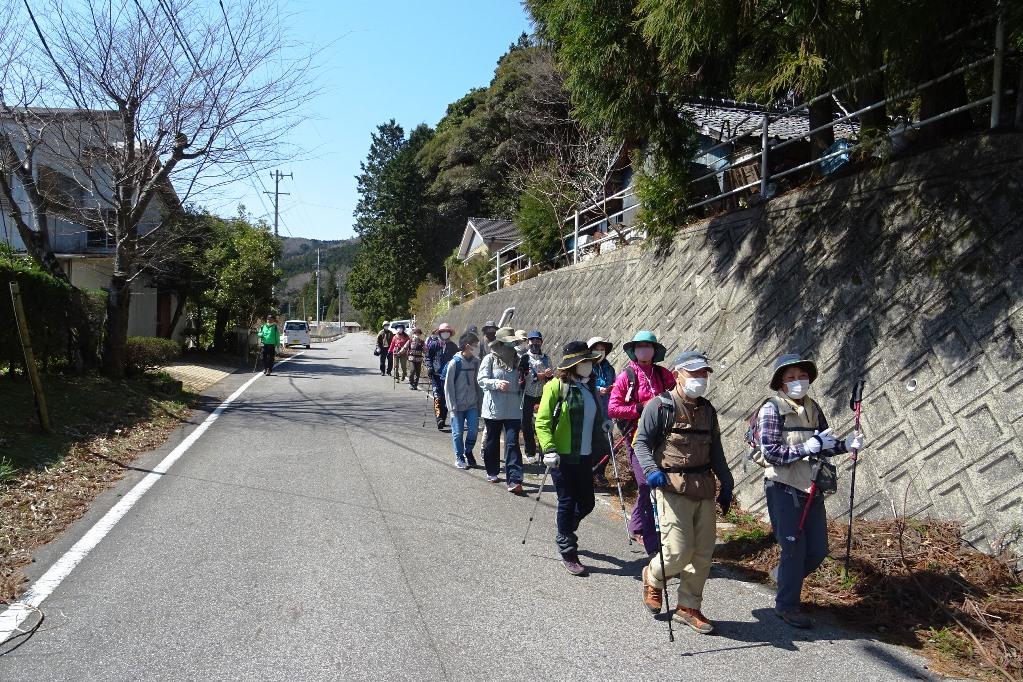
[
  {"xmin": 551, "ymin": 456, "xmax": 595, "ymax": 557},
  {"xmin": 409, "ymin": 360, "xmax": 422, "ymax": 388},
  {"xmin": 521, "ymin": 394, "xmax": 541, "ymax": 457},
  {"xmin": 379, "ymin": 350, "xmax": 392, "ymax": 375},
  {"xmin": 261, "ymin": 344, "xmax": 276, "ymax": 373}
]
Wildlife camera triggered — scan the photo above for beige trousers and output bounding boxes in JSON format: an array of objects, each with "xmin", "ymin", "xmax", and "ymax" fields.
[{"xmin": 647, "ymin": 488, "xmax": 717, "ymax": 610}]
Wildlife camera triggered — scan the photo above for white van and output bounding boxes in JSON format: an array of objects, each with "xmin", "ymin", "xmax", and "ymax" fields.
[{"xmin": 282, "ymin": 320, "xmax": 311, "ymax": 348}]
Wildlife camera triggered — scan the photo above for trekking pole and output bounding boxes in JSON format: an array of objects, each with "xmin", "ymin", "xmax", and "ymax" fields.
[
  {"xmin": 521, "ymin": 465, "xmax": 551, "ymax": 544},
  {"xmin": 422, "ymin": 383, "xmax": 432, "ymax": 428},
  {"xmin": 650, "ymin": 489, "xmax": 674, "ymax": 642},
  {"xmin": 794, "ymin": 459, "xmax": 822, "ymax": 542},
  {"xmin": 844, "ymin": 379, "xmax": 866, "ymax": 574},
  {"xmin": 606, "ymin": 432, "xmax": 633, "ymax": 545}
]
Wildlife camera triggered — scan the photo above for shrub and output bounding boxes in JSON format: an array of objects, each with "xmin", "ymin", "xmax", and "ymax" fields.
[
  {"xmin": 0, "ymin": 258, "xmax": 71, "ymax": 370},
  {"xmin": 125, "ymin": 337, "xmax": 181, "ymax": 374}
]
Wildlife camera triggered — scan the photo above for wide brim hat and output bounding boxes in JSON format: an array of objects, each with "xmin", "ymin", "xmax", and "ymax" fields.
[
  {"xmin": 514, "ymin": 329, "xmax": 529, "ymax": 342},
  {"xmin": 769, "ymin": 353, "xmax": 818, "ymax": 390},
  {"xmin": 557, "ymin": 340, "xmax": 602, "ymax": 371},
  {"xmin": 587, "ymin": 336, "xmax": 613, "ymax": 352},
  {"xmin": 622, "ymin": 331, "xmax": 666, "ymax": 363},
  {"xmin": 493, "ymin": 326, "xmax": 517, "ymax": 343}
]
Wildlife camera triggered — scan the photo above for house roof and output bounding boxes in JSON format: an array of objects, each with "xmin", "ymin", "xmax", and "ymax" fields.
[
  {"xmin": 457, "ymin": 217, "xmax": 520, "ymax": 260},
  {"xmin": 684, "ymin": 98, "xmax": 860, "ymax": 143}
]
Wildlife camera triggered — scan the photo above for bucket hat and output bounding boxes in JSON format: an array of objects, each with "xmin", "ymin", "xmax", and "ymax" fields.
[
  {"xmin": 769, "ymin": 353, "xmax": 818, "ymax": 390},
  {"xmin": 622, "ymin": 331, "xmax": 666, "ymax": 363},
  {"xmin": 672, "ymin": 351, "xmax": 713, "ymax": 373},
  {"xmin": 514, "ymin": 329, "xmax": 529, "ymax": 343},
  {"xmin": 493, "ymin": 326, "xmax": 517, "ymax": 343},
  {"xmin": 587, "ymin": 336, "xmax": 613, "ymax": 352},
  {"xmin": 482, "ymin": 320, "xmax": 498, "ymax": 332},
  {"xmin": 557, "ymin": 340, "xmax": 602, "ymax": 371}
]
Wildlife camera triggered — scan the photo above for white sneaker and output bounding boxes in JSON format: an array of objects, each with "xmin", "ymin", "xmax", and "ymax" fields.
[
  {"xmin": 455, "ymin": 461, "xmax": 468, "ymax": 470},
  {"xmin": 486, "ymin": 475, "xmax": 499, "ymax": 483},
  {"xmin": 523, "ymin": 455, "xmax": 539, "ymax": 465}
]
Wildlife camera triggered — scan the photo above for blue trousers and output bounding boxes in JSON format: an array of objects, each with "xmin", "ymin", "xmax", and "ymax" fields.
[
  {"xmin": 450, "ymin": 409, "xmax": 478, "ymax": 465},
  {"xmin": 483, "ymin": 418, "xmax": 522, "ymax": 483},
  {"xmin": 765, "ymin": 480, "xmax": 829, "ymax": 612},
  {"xmin": 551, "ymin": 456, "xmax": 595, "ymax": 556}
]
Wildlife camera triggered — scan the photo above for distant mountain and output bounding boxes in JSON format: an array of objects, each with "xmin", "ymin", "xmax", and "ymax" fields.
[{"xmin": 277, "ymin": 236, "xmax": 360, "ymax": 320}]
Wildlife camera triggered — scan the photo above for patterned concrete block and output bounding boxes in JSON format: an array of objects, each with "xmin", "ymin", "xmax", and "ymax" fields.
[{"xmin": 438, "ymin": 134, "xmax": 1023, "ymax": 552}]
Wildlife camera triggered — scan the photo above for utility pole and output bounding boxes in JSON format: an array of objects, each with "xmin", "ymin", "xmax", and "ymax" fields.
[
  {"xmin": 315, "ymin": 248, "xmax": 321, "ymax": 328},
  {"xmin": 264, "ymin": 170, "xmax": 292, "ymax": 294}
]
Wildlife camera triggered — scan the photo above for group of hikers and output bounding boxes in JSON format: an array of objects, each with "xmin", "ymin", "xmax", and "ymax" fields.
[
  {"xmin": 375, "ymin": 321, "xmax": 427, "ymax": 390},
  {"xmin": 397, "ymin": 319, "xmax": 866, "ymax": 634}
]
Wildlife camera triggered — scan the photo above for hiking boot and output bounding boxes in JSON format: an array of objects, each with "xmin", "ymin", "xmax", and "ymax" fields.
[
  {"xmin": 642, "ymin": 566, "xmax": 663, "ymax": 613},
  {"xmin": 465, "ymin": 456, "xmax": 477, "ymax": 469},
  {"xmin": 561, "ymin": 553, "xmax": 588, "ymax": 576},
  {"xmin": 673, "ymin": 606, "xmax": 715, "ymax": 634},
  {"xmin": 507, "ymin": 483, "xmax": 524, "ymax": 495},
  {"xmin": 776, "ymin": 609, "xmax": 813, "ymax": 629}
]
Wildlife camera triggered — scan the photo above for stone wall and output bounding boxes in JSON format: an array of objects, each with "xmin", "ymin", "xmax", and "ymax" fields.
[{"xmin": 437, "ymin": 134, "xmax": 1023, "ymax": 552}]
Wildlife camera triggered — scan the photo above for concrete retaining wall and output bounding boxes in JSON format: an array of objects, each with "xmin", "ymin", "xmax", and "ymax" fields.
[{"xmin": 437, "ymin": 134, "xmax": 1023, "ymax": 552}]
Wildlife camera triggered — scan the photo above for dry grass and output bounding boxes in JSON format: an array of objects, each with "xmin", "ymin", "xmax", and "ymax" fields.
[{"xmin": 716, "ymin": 507, "xmax": 1023, "ymax": 681}]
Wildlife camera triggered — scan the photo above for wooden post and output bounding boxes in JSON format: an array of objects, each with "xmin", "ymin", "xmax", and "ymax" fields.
[{"xmin": 9, "ymin": 281, "xmax": 51, "ymax": 432}]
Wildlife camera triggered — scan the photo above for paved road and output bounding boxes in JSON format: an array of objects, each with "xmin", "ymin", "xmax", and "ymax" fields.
[{"xmin": 0, "ymin": 334, "xmax": 934, "ymax": 681}]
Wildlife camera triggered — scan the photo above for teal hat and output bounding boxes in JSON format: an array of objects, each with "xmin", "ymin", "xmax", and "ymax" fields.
[{"xmin": 622, "ymin": 331, "xmax": 666, "ymax": 363}]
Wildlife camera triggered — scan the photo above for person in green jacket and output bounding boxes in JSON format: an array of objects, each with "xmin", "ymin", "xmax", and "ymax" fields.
[
  {"xmin": 534, "ymin": 340, "xmax": 612, "ymax": 576},
  {"xmin": 258, "ymin": 314, "xmax": 280, "ymax": 375}
]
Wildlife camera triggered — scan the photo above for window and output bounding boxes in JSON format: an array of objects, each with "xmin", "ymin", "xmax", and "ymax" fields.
[
  {"xmin": 285, "ymin": 321, "xmax": 308, "ymax": 331},
  {"xmin": 86, "ymin": 209, "xmax": 116, "ymax": 249}
]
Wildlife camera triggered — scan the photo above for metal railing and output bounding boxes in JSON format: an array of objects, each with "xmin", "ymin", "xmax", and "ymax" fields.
[{"xmin": 440, "ymin": 12, "xmax": 1015, "ymax": 304}]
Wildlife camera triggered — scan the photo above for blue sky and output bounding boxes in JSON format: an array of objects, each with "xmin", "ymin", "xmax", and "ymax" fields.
[{"xmin": 210, "ymin": 1, "xmax": 533, "ymax": 241}]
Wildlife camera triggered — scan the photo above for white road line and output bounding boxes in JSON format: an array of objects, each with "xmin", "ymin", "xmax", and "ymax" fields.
[{"xmin": 0, "ymin": 352, "xmax": 304, "ymax": 644}]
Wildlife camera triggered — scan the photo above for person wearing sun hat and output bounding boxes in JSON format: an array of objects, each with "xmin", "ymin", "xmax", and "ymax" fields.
[
  {"xmin": 427, "ymin": 322, "xmax": 458, "ymax": 430},
  {"xmin": 608, "ymin": 331, "xmax": 677, "ymax": 557},
  {"xmin": 756, "ymin": 353, "xmax": 865, "ymax": 629},
  {"xmin": 534, "ymin": 340, "xmax": 613, "ymax": 576},
  {"xmin": 586, "ymin": 336, "xmax": 617, "ymax": 485},
  {"xmin": 478, "ymin": 326, "xmax": 526, "ymax": 491},
  {"xmin": 633, "ymin": 351, "xmax": 734, "ymax": 634},
  {"xmin": 519, "ymin": 330, "xmax": 553, "ymax": 464}
]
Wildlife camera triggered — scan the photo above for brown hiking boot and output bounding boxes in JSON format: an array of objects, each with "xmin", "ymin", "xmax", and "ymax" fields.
[
  {"xmin": 642, "ymin": 567, "xmax": 663, "ymax": 613},
  {"xmin": 673, "ymin": 606, "xmax": 715, "ymax": 634}
]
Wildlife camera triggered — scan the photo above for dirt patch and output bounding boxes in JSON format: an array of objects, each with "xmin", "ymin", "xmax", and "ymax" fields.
[
  {"xmin": 0, "ymin": 375, "xmax": 194, "ymax": 604},
  {"xmin": 716, "ymin": 508, "xmax": 1023, "ymax": 681}
]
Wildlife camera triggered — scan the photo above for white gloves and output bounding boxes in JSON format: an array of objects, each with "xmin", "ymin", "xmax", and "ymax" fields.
[
  {"xmin": 805, "ymin": 428, "xmax": 836, "ymax": 455},
  {"xmin": 601, "ymin": 419, "xmax": 614, "ymax": 434},
  {"xmin": 845, "ymin": 432, "xmax": 865, "ymax": 452},
  {"xmin": 543, "ymin": 451, "xmax": 560, "ymax": 468}
]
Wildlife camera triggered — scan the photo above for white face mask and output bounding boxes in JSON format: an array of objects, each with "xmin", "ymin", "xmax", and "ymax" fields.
[
  {"xmin": 440, "ymin": 332, "xmax": 451, "ymax": 340},
  {"xmin": 683, "ymin": 377, "xmax": 708, "ymax": 398},
  {"xmin": 634, "ymin": 347, "xmax": 655, "ymax": 363},
  {"xmin": 575, "ymin": 361, "xmax": 593, "ymax": 378},
  {"xmin": 515, "ymin": 342, "xmax": 529, "ymax": 353},
  {"xmin": 593, "ymin": 351, "xmax": 606, "ymax": 362},
  {"xmin": 784, "ymin": 379, "xmax": 809, "ymax": 399}
]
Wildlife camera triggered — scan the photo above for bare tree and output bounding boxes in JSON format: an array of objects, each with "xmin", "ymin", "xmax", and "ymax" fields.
[{"xmin": 0, "ymin": 0, "xmax": 313, "ymax": 376}]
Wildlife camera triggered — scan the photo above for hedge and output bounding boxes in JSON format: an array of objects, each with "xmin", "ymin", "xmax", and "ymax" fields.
[
  {"xmin": 0, "ymin": 262, "xmax": 72, "ymax": 370},
  {"xmin": 125, "ymin": 336, "xmax": 181, "ymax": 374}
]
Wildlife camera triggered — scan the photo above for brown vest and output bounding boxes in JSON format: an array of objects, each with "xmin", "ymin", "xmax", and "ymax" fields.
[{"xmin": 656, "ymin": 391, "xmax": 716, "ymax": 500}]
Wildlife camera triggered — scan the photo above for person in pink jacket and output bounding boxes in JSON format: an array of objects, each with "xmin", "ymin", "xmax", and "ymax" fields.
[
  {"xmin": 607, "ymin": 331, "xmax": 676, "ymax": 556},
  {"xmin": 388, "ymin": 324, "xmax": 411, "ymax": 382}
]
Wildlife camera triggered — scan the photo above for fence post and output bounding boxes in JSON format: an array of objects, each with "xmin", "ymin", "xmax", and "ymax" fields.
[
  {"xmin": 572, "ymin": 211, "xmax": 580, "ymax": 264},
  {"xmin": 991, "ymin": 10, "xmax": 1005, "ymax": 129},
  {"xmin": 760, "ymin": 113, "xmax": 770, "ymax": 197},
  {"xmin": 495, "ymin": 251, "xmax": 501, "ymax": 291},
  {"xmin": 9, "ymin": 282, "xmax": 50, "ymax": 433}
]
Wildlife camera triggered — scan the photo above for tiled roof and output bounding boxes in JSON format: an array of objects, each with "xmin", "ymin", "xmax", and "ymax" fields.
[
  {"xmin": 468, "ymin": 217, "xmax": 519, "ymax": 243},
  {"xmin": 684, "ymin": 101, "xmax": 860, "ymax": 142}
]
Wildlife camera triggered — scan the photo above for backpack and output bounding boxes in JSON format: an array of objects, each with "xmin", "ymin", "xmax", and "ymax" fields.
[
  {"xmin": 743, "ymin": 402, "xmax": 774, "ymax": 469},
  {"xmin": 614, "ymin": 364, "xmax": 670, "ymax": 435}
]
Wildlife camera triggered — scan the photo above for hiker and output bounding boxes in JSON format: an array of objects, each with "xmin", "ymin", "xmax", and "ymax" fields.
[
  {"xmin": 608, "ymin": 331, "xmax": 676, "ymax": 558},
  {"xmin": 479, "ymin": 321, "xmax": 498, "ymax": 356},
  {"xmin": 635, "ymin": 351, "xmax": 734, "ymax": 634},
  {"xmin": 444, "ymin": 332, "xmax": 482, "ymax": 469},
  {"xmin": 388, "ymin": 324, "xmax": 411, "ymax": 383},
  {"xmin": 257, "ymin": 314, "xmax": 280, "ymax": 376},
  {"xmin": 407, "ymin": 327, "xmax": 425, "ymax": 390},
  {"xmin": 519, "ymin": 330, "xmax": 553, "ymax": 465},
  {"xmin": 478, "ymin": 327, "xmax": 526, "ymax": 493},
  {"xmin": 427, "ymin": 323, "xmax": 458, "ymax": 430},
  {"xmin": 756, "ymin": 353, "xmax": 865, "ymax": 629},
  {"xmin": 535, "ymin": 340, "xmax": 612, "ymax": 576},
  {"xmin": 514, "ymin": 330, "xmax": 530, "ymax": 357},
  {"xmin": 587, "ymin": 336, "xmax": 617, "ymax": 486},
  {"xmin": 376, "ymin": 321, "xmax": 394, "ymax": 377}
]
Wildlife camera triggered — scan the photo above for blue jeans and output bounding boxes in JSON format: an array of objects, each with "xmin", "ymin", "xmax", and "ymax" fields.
[
  {"xmin": 765, "ymin": 480, "xmax": 828, "ymax": 612},
  {"xmin": 483, "ymin": 418, "xmax": 522, "ymax": 483},
  {"xmin": 451, "ymin": 409, "xmax": 478, "ymax": 465}
]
